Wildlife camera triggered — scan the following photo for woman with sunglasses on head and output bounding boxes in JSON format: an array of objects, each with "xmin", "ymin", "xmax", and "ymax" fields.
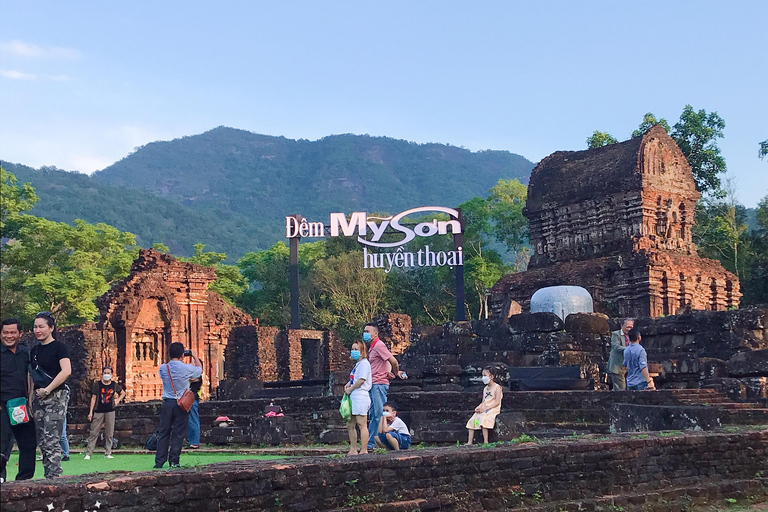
[{"xmin": 30, "ymin": 312, "xmax": 71, "ymax": 478}]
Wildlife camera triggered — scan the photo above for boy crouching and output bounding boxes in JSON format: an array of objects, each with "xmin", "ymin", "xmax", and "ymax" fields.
[{"xmin": 374, "ymin": 401, "xmax": 411, "ymax": 450}]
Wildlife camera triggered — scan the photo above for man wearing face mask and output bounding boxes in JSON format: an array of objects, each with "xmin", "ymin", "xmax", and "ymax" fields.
[
  {"xmin": 84, "ymin": 366, "xmax": 126, "ymax": 459},
  {"xmin": 364, "ymin": 323, "xmax": 407, "ymax": 451}
]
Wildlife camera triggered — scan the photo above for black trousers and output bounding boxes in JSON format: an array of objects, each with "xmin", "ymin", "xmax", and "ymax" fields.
[
  {"xmin": 155, "ymin": 399, "xmax": 189, "ymax": 467},
  {"xmin": 1, "ymin": 400, "xmax": 37, "ymax": 480}
]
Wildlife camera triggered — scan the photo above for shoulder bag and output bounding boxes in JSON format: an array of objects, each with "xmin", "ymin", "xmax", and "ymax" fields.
[
  {"xmin": 167, "ymin": 363, "xmax": 195, "ymax": 412},
  {"xmin": 29, "ymin": 345, "xmax": 55, "ymax": 389}
]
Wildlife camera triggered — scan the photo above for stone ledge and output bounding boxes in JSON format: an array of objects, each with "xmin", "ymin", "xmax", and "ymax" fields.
[{"xmin": 2, "ymin": 430, "xmax": 765, "ymax": 512}]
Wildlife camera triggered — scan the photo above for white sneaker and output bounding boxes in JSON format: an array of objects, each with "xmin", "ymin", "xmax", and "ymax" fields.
[
  {"xmin": 105, "ymin": 455, "xmax": 114, "ymax": 459},
  {"xmin": 84, "ymin": 455, "xmax": 90, "ymax": 460}
]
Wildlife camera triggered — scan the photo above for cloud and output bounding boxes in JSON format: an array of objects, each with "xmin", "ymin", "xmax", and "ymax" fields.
[
  {"xmin": 0, "ymin": 69, "xmax": 35, "ymax": 80},
  {"xmin": 49, "ymin": 74, "xmax": 73, "ymax": 82},
  {"xmin": 0, "ymin": 40, "xmax": 80, "ymax": 60}
]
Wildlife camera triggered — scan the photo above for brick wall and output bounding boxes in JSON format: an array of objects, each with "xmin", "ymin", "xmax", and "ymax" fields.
[{"xmin": 2, "ymin": 430, "xmax": 765, "ymax": 511}]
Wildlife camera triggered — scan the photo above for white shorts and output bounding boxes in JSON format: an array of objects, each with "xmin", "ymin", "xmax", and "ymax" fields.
[{"xmin": 350, "ymin": 390, "xmax": 371, "ymax": 417}]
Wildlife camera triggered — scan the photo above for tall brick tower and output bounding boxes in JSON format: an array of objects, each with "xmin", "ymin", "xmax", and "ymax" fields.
[{"xmin": 491, "ymin": 126, "xmax": 740, "ymax": 318}]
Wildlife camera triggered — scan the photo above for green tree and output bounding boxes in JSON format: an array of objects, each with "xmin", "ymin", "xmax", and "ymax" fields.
[
  {"xmin": 303, "ymin": 250, "xmax": 387, "ymax": 342},
  {"xmin": 1, "ymin": 216, "xmax": 137, "ymax": 326},
  {"xmin": 693, "ymin": 178, "xmax": 748, "ymax": 279},
  {"xmin": 741, "ymin": 195, "xmax": 768, "ymax": 304},
  {"xmin": 237, "ymin": 241, "xmax": 326, "ymax": 326},
  {"xmin": 760, "ymin": 139, "xmax": 768, "ymax": 160},
  {"xmin": 1, "ymin": 167, "xmax": 39, "ymax": 232},
  {"xmin": 671, "ymin": 105, "xmax": 727, "ymax": 194},
  {"xmin": 487, "ymin": 178, "xmax": 530, "ymax": 270},
  {"xmin": 586, "ymin": 131, "xmax": 618, "ymax": 148},
  {"xmin": 632, "ymin": 112, "xmax": 671, "ymax": 138},
  {"xmin": 180, "ymin": 243, "xmax": 247, "ymax": 305}
]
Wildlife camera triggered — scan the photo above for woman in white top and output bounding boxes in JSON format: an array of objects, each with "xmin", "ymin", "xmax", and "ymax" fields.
[{"xmin": 344, "ymin": 340, "xmax": 372, "ymax": 456}]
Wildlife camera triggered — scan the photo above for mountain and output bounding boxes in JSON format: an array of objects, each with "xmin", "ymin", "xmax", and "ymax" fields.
[
  {"xmin": 2, "ymin": 161, "xmax": 274, "ymax": 258},
  {"xmin": 5, "ymin": 127, "xmax": 535, "ymax": 259}
]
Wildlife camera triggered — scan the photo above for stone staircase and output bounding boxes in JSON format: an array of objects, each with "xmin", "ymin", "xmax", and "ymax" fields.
[
  {"xmin": 62, "ymin": 387, "xmax": 767, "ymax": 447},
  {"xmin": 389, "ymin": 388, "xmax": 768, "ymax": 444}
]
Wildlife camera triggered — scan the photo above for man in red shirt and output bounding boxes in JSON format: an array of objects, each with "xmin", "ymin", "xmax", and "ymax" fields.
[{"xmin": 364, "ymin": 323, "xmax": 407, "ymax": 450}]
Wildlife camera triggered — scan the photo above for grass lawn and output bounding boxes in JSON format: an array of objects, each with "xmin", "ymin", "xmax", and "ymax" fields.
[{"xmin": 4, "ymin": 451, "xmax": 286, "ymax": 480}]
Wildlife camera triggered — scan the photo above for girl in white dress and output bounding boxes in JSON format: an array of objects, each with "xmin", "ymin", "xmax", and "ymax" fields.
[
  {"xmin": 344, "ymin": 340, "xmax": 371, "ymax": 455},
  {"xmin": 465, "ymin": 367, "xmax": 503, "ymax": 445}
]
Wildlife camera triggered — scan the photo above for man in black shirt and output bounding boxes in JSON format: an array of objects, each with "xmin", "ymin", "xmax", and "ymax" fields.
[{"xmin": 1, "ymin": 318, "xmax": 37, "ymax": 481}]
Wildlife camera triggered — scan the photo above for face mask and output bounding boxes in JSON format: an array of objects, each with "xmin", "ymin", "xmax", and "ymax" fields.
[
  {"xmin": 103, "ymin": 374, "xmax": 112, "ymax": 381},
  {"xmin": 351, "ymin": 350, "xmax": 361, "ymax": 360},
  {"xmin": 382, "ymin": 411, "xmax": 392, "ymax": 417},
  {"xmin": 362, "ymin": 332, "xmax": 372, "ymax": 342},
  {"xmin": 481, "ymin": 376, "xmax": 491, "ymax": 385}
]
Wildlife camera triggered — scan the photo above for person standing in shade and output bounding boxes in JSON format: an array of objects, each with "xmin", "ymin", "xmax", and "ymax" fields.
[
  {"xmin": 154, "ymin": 343, "xmax": 201, "ymax": 469},
  {"xmin": 364, "ymin": 323, "xmax": 407, "ymax": 451},
  {"xmin": 186, "ymin": 376, "xmax": 202, "ymax": 449},
  {"xmin": 607, "ymin": 318, "xmax": 634, "ymax": 390},
  {"xmin": 624, "ymin": 328, "xmax": 656, "ymax": 391},
  {"xmin": 1, "ymin": 318, "xmax": 36, "ymax": 482},
  {"xmin": 84, "ymin": 366, "xmax": 125, "ymax": 459},
  {"xmin": 30, "ymin": 312, "xmax": 71, "ymax": 479}
]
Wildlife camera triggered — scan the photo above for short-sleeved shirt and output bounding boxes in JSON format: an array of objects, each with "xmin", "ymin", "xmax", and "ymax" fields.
[
  {"xmin": 1, "ymin": 344, "xmax": 30, "ymax": 403},
  {"xmin": 623, "ymin": 343, "xmax": 648, "ymax": 387},
  {"xmin": 158, "ymin": 360, "xmax": 203, "ymax": 399},
  {"xmin": 92, "ymin": 380, "xmax": 125, "ymax": 413},
  {"xmin": 31, "ymin": 340, "xmax": 70, "ymax": 391},
  {"xmin": 387, "ymin": 416, "xmax": 410, "ymax": 436},
  {"xmin": 349, "ymin": 358, "xmax": 372, "ymax": 402},
  {"xmin": 368, "ymin": 338, "xmax": 393, "ymax": 385}
]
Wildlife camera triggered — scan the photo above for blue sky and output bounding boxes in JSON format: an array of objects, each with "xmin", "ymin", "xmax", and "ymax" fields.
[{"xmin": 1, "ymin": 1, "xmax": 766, "ymax": 206}]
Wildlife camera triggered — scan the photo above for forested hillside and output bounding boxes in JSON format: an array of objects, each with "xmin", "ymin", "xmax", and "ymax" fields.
[
  {"xmin": 2, "ymin": 162, "xmax": 273, "ymax": 258},
  {"xmin": 3, "ymin": 128, "xmax": 534, "ymax": 259}
]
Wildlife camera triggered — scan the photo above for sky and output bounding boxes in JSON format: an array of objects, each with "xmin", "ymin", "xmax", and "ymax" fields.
[{"xmin": 1, "ymin": 2, "xmax": 766, "ymax": 206}]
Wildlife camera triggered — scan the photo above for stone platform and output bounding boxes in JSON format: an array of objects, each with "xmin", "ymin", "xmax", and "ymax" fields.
[
  {"xmin": 2, "ymin": 429, "xmax": 766, "ymax": 512},
  {"xmin": 61, "ymin": 389, "xmax": 768, "ymax": 447}
]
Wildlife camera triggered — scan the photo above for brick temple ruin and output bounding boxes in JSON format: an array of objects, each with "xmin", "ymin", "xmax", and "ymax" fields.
[
  {"xmin": 491, "ymin": 125, "xmax": 740, "ymax": 318},
  {"xmin": 58, "ymin": 249, "xmax": 347, "ymax": 405}
]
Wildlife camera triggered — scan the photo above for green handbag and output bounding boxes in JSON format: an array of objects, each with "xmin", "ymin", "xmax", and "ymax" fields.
[
  {"xmin": 6, "ymin": 397, "xmax": 30, "ymax": 425},
  {"xmin": 339, "ymin": 394, "xmax": 352, "ymax": 422}
]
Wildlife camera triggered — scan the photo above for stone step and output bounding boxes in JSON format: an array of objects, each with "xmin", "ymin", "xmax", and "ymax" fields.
[
  {"xmin": 720, "ymin": 408, "xmax": 768, "ymax": 424},
  {"xmin": 329, "ymin": 497, "xmax": 444, "ymax": 512},
  {"xmin": 501, "ymin": 477, "xmax": 767, "ymax": 512}
]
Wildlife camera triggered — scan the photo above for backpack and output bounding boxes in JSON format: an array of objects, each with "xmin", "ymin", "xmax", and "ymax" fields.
[{"xmin": 145, "ymin": 430, "xmax": 160, "ymax": 451}]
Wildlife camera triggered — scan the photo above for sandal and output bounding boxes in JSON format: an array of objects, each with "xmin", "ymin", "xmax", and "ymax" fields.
[{"xmin": 189, "ymin": 445, "xmax": 199, "ymax": 449}]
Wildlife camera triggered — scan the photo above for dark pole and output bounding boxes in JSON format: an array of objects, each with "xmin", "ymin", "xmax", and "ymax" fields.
[
  {"xmin": 289, "ymin": 215, "xmax": 301, "ymax": 329},
  {"xmin": 454, "ymin": 208, "xmax": 466, "ymax": 321}
]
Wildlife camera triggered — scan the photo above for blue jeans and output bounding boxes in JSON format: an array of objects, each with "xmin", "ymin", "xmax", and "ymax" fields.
[
  {"xmin": 367, "ymin": 384, "xmax": 389, "ymax": 449},
  {"xmin": 377, "ymin": 431, "xmax": 411, "ymax": 450},
  {"xmin": 60, "ymin": 417, "xmax": 69, "ymax": 457},
  {"xmin": 187, "ymin": 400, "xmax": 200, "ymax": 446},
  {"xmin": 628, "ymin": 381, "xmax": 648, "ymax": 391}
]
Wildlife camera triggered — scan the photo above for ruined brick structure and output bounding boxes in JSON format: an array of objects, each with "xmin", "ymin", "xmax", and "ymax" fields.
[
  {"xmin": 224, "ymin": 326, "xmax": 349, "ymax": 383},
  {"xmin": 59, "ymin": 249, "xmax": 254, "ymax": 404},
  {"xmin": 491, "ymin": 126, "xmax": 740, "ymax": 318}
]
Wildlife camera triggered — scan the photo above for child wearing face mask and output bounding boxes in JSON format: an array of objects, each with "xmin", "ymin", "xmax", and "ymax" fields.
[
  {"xmin": 465, "ymin": 366, "xmax": 503, "ymax": 445},
  {"xmin": 344, "ymin": 340, "xmax": 372, "ymax": 455},
  {"xmin": 84, "ymin": 366, "xmax": 126, "ymax": 459}
]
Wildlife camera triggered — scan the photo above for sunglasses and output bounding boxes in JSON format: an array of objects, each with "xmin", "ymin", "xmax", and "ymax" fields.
[{"xmin": 36, "ymin": 311, "xmax": 54, "ymax": 318}]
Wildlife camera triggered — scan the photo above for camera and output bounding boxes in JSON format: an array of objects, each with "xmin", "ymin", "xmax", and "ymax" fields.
[{"xmin": 183, "ymin": 350, "xmax": 193, "ymax": 357}]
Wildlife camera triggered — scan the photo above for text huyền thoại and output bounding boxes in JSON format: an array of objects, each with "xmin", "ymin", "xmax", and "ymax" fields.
[{"xmin": 363, "ymin": 246, "xmax": 463, "ymax": 273}]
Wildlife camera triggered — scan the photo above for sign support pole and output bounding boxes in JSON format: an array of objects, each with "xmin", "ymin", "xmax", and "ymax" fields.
[
  {"xmin": 454, "ymin": 207, "xmax": 465, "ymax": 321},
  {"xmin": 289, "ymin": 215, "xmax": 301, "ymax": 329}
]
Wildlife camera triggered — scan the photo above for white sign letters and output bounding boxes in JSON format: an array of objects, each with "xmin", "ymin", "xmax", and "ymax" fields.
[{"xmin": 286, "ymin": 207, "xmax": 463, "ymax": 270}]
